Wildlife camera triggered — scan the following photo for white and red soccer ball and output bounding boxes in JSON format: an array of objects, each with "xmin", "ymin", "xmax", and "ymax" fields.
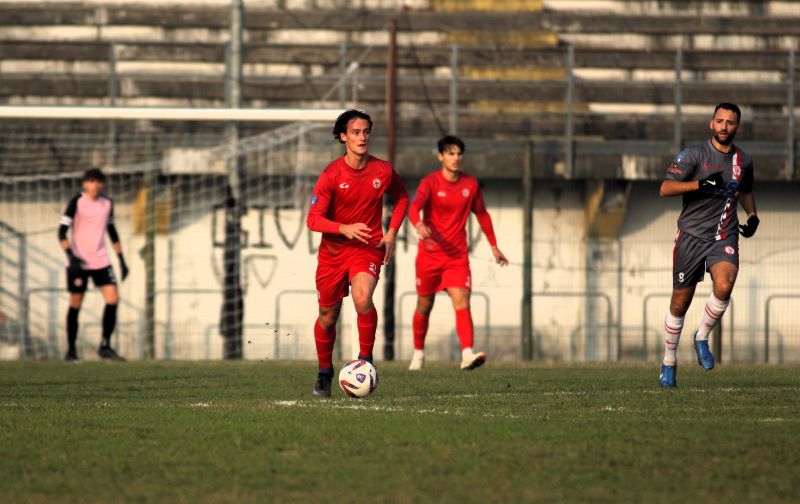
[{"xmin": 338, "ymin": 359, "xmax": 378, "ymax": 398}]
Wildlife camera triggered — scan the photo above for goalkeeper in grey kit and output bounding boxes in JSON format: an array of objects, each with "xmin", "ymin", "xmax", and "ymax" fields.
[{"xmin": 657, "ymin": 103, "xmax": 759, "ymax": 388}]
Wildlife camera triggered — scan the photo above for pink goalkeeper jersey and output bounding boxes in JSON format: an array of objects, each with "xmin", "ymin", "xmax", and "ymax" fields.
[{"xmin": 60, "ymin": 193, "xmax": 114, "ymax": 270}]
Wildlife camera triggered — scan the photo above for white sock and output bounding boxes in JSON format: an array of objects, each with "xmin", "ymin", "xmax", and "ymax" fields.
[
  {"xmin": 461, "ymin": 347, "xmax": 473, "ymax": 360},
  {"xmin": 663, "ymin": 311, "xmax": 685, "ymax": 366},
  {"xmin": 412, "ymin": 349, "xmax": 425, "ymax": 360},
  {"xmin": 695, "ymin": 293, "xmax": 729, "ymax": 341}
]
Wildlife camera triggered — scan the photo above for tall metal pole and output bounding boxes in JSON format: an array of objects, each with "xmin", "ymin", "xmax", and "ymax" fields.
[
  {"xmin": 565, "ymin": 45, "xmax": 575, "ymax": 177},
  {"xmin": 108, "ymin": 41, "xmax": 117, "ymax": 164},
  {"xmin": 339, "ymin": 41, "xmax": 348, "ymax": 108},
  {"xmin": 449, "ymin": 44, "xmax": 459, "ymax": 134},
  {"xmin": 383, "ymin": 18, "xmax": 398, "ymax": 361},
  {"xmin": 674, "ymin": 46, "xmax": 683, "ymax": 154},
  {"xmin": 522, "ymin": 141, "xmax": 534, "ymax": 360},
  {"xmin": 221, "ymin": 0, "xmax": 245, "ymax": 359},
  {"xmin": 144, "ymin": 135, "xmax": 156, "ymax": 359},
  {"xmin": 788, "ymin": 48, "xmax": 796, "ymax": 180}
]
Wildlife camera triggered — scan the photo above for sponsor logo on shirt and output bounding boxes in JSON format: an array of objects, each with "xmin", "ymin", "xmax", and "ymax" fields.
[
  {"xmin": 372, "ymin": 178, "xmax": 381, "ymax": 189},
  {"xmin": 437, "ymin": 190, "xmax": 447, "ymax": 197},
  {"xmin": 703, "ymin": 163, "xmax": 723, "ymax": 170},
  {"xmin": 310, "ymin": 195, "xmax": 318, "ymax": 206},
  {"xmin": 462, "ymin": 189, "xmax": 470, "ymax": 198},
  {"xmin": 339, "ymin": 182, "xmax": 350, "ymax": 189}
]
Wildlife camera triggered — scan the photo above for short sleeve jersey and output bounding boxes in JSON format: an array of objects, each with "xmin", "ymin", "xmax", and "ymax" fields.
[
  {"xmin": 665, "ymin": 140, "xmax": 754, "ymax": 241},
  {"xmin": 60, "ymin": 193, "xmax": 114, "ymax": 269},
  {"xmin": 411, "ymin": 171, "xmax": 488, "ymax": 259},
  {"xmin": 308, "ymin": 155, "xmax": 407, "ymax": 262}
]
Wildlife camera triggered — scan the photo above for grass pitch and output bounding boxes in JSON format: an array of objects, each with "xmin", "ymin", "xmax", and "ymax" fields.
[{"xmin": 1, "ymin": 361, "xmax": 798, "ymax": 503}]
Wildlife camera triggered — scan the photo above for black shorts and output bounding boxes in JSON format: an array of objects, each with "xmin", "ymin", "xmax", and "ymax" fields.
[
  {"xmin": 66, "ymin": 266, "xmax": 116, "ymax": 293},
  {"xmin": 672, "ymin": 230, "xmax": 739, "ymax": 289}
]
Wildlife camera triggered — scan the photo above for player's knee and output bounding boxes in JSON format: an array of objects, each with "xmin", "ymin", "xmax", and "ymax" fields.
[
  {"xmin": 318, "ymin": 312, "xmax": 338, "ymax": 329},
  {"xmin": 352, "ymin": 296, "xmax": 373, "ymax": 314},
  {"xmin": 69, "ymin": 295, "xmax": 84, "ymax": 309},
  {"xmin": 107, "ymin": 293, "xmax": 119, "ymax": 305}
]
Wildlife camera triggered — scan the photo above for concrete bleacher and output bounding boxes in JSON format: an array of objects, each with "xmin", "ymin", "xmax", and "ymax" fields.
[{"xmin": 0, "ymin": 0, "xmax": 798, "ymax": 179}]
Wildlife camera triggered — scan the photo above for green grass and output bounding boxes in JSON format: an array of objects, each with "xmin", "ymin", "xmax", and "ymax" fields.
[{"xmin": 1, "ymin": 361, "xmax": 798, "ymax": 503}]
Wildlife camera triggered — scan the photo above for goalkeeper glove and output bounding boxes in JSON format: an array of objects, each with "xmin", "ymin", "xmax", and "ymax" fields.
[
  {"xmin": 739, "ymin": 215, "xmax": 759, "ymax": 238},
  {"xmin": 118, "ymin": 253, "xmax": 129, "ymax": 281},
  {"xmin": 699, "ymin": 172, "xmax": 725, "ymax": 195},
  {"xmin": 65, "ymin": 249, "xmax": 84, "ymax": 276}
]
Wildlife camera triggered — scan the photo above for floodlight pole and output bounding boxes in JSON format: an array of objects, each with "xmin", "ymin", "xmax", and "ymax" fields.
[
  {"xmin": 522, "ymin": 141, "xmax": 534, "ymax": 360},
  {"xmin": 383, "ymin": 18, "xmax": 398, "ymax": 361},
  {"xmin": 221, "ymin": 0, "xmax": 245, "ymax": 359}
]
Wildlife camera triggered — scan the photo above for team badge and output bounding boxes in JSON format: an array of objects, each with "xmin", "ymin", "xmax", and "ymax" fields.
[
  {"xmin": 356, "ymin": 373, "xmax": 367, "ymax": 383},
  {"xmin": 732, "ymin": 165, "xmax": 741, "ymax": 179},
  {"xmin": 725, "ymin": 246, "xmax": 735, "ymax": 256},
  {"xmin": 369, "ymin": 262, "xmax": 378, "ymax": 275},
  {"xmin": 372, "ymin": 178, "xmax": 381, "ymax": 189},
  {"xmin": 462, "ymin": 189, "xmax": 470, "ymax": 197}
]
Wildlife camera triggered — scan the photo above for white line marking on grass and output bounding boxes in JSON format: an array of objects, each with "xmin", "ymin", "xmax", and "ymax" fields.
[{"xmin": 189, "ymin": 402, "xmax": 212, "ymax": 408}]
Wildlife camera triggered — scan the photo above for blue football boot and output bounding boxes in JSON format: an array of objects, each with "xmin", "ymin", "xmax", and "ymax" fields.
[
  {"xmin": 659, "ymin": 363, "xmax": 677, "ymax": 388},
  {"xmin": 693, "ymin": 332, "xmax": 715, "ymax": 370}
]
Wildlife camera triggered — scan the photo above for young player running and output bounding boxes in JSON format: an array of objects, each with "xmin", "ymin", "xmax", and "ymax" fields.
[
  {"xmin": 59, "ymin": 168, "xmax": 129, "ymax": 361},
  {"xmin": 306, "ymin": 109, "xmax": 409, "ymax": 397},
  {"xmin": 658, "ymin": 103, "xmax": 758, "ymax": 388},
  {"xmin": 408, "ymin": 135, "xmax": 509, "ymax": 371}
]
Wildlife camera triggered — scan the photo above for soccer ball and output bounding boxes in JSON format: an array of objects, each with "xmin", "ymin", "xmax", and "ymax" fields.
[{"xmin": 338, "ymin": 359, "xmax": 378, "ymax": 398}]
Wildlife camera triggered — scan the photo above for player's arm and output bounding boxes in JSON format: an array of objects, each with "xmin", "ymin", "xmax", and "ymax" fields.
[
  {"xmin": 58, "ymin": 196, "xmax": 83, "ymax": 274},
  {"xmin": 379, "ymin": 169, "xmax": 410, "ymax": 264},
  {"xmin": 738, "ymin": 167, "xmax": 759, "ymax": 238},
  {"xmin": 659, "ymin": 148, "xmax": 722, "ymax": 197},
  {"xmin": 306, "ymin": 170, "xmax": 370, "ymax": 243},
  {"xmin": 408, "ymin": 177, "xmax": 432, "ymax": 239},
  {"xmin": 472, "ymin": 184, "xmax": 509, "ymax": 267},
  {"xmin": 106, "ymin": 200, "xmax": 129, "ymax": 281}
]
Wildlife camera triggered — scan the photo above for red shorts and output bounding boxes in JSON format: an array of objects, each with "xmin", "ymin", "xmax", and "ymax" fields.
[
  {"xmin": 415, "ymin": 254, "xmax": 471, "ymax": 296},
  {"xmin": 316, "ymin": 250, "xmax": 383, "ymax": 307}
]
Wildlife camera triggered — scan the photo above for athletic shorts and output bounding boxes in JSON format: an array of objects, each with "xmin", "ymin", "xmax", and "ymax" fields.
[
  {"xmin": 66, "ymin": 265, "xmax": 116, "ymax": 294},
  {"xmin": 316, "ymin": 250, "xmax": 383, "ymax": 307},
  {"xmin": 672, "ymin": 230, "xmax": 739, "ymax": 289},
  {"xmin": 415, "ymin": 254, "xmax": 471, "ymax": 296}
]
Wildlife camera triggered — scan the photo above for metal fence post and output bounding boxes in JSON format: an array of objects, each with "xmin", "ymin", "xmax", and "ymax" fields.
[
  {"xmin": 19, "ymin": 234, "xmax": 27, "ymax": 358},
  {"xmin": 450, "ymin": 43, "xmax": 459, "ymax": 134},
  {"xmin": 522, "ymin": 141, "xmax": 534, "ymax": 360},
  {"xmin": 565, "ymin": 44, "xmax": 575, "ymax": 177},
  {"xmin": 788, "ymin": 48, "xmax": 796, "ymax": 180},
  {"xmin": 339, "ymin": 41, "xmax": 347, "ymax": 108},
  {"xmin": 108, "ymin": 41, "xmax": 117, "ymax": 164},
  {"xmin": 674, "ymin": 45, "xmax": 683, "ymax": 154}
]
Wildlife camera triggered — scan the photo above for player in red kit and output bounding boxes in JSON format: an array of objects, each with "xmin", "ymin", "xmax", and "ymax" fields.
[
  {"xmin": 408, "ymin": 135, "xmax": 509, "ymax": 371},
  {"xmin": 306, "ymin": 109, "xmax": 409, "ymax": 397}
]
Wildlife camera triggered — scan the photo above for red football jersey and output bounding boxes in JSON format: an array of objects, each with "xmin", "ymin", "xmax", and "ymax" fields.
[
  {"xmin": 408, "ymin": 170, "xmax": 497, "ymax": 259},
  {"xmin": 307, "ymin": 155, "xmax": 409, "ymax": 262}
]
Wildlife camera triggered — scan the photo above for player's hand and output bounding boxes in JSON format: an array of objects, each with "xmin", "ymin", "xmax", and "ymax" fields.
[
  {"xmin": 379, "ymin": 228, "xmax": 398, "ymax": 265},
  {"xmin": 699, "ymin": 172, "xmax": 724, "ymax": 194},
  {"xmin": 118, "ymin": 253, "xmax": 129, "ymax": 282},
  {"xmin": 415, "ymin": 222, "xmax": 432, "ymax": 240},
  {"xmin": 739, "ymin": 215, "xmax": 759, "ymax": 238},
  {"xmin": 492, "ymin": 246, "xmax": 509, "ymax": 267},
  {"xmin": 66, "ymin": 249, "xmax": 84, "ymax": 276},
  {"xmin": 339, "ymin": 223, "xmax": 371, "ymax": 244}
]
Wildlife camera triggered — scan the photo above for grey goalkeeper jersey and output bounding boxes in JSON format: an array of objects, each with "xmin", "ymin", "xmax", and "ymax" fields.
[{"xmin": 665, "ymin": 140, "xmax": 754, "ymax": 241}]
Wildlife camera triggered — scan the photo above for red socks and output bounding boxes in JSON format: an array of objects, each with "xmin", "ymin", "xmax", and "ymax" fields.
[
  {"xmin": 455, "ymin": 308, "xmax": 474, "ymax": 350},
  {"xmin": 413, "ymin": 311, "xmax": 429, "ymax": 350},
  {"xmin": 314, "ymin": 319, "xmax": 336, "ymax": 371},
  {"xmin": 357, "ymin": 306, "xmax": 378, "ymax": 361}
]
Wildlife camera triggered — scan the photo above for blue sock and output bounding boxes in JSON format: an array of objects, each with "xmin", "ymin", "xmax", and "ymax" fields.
[
  {"xmin": 357, "ymin": 354, "xmax": 373, "ymax": 364},
  {"xmin": 318, "ymin": 367, "xmax": 333, "ymax": 377}
]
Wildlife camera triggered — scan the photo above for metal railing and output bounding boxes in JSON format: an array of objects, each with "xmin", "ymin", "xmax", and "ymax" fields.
[
  {"xmin": 532, "ymin": 291, "xmax": 614, "ymax": 361},
  {"xmin": 764, "ymin": 294, "xmax": 800, "ymax": 363}
]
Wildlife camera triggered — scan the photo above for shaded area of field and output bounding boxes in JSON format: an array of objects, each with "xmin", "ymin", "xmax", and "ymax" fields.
[{"xmin": 1, "ymin": 361, "xmax": 798, "ymax": 503}]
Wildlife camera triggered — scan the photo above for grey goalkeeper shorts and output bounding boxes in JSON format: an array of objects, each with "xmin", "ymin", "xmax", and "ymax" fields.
[{"xmin": 672, "ymin": 230, "xmax": 739, "ymax": 289}]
